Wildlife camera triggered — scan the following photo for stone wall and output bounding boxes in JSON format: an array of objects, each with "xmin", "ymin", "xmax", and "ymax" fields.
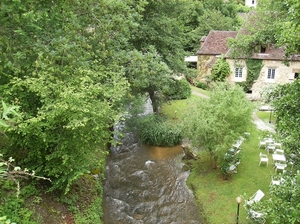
[
  {"xmin": 197, "ymin": 55, "xmax": 218, "ymax": 80},
  {"xmin": 227, "ymin": 59, "xmax": 300, "ymax": 100}
]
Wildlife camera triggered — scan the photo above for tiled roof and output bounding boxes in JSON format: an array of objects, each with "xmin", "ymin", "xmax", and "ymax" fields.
[{"xmin": 197, "ymin": 30, "xmax": 238, "ymax": 55}]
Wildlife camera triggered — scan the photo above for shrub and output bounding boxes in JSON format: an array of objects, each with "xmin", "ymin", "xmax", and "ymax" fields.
[
  {"xmin": 165, "ymin": 78, "xmax": 191, "ymax": 100},
  {"xmin": 138, "ymin": 114, "xmax": 182, "ymax": 147},
  {"xmin": 196, "ymin": 82, "xmax": 208, "ymax": 90},
  {"xmin": 185, "ymin": 68, "xmax": 198, "ymax": 84}
]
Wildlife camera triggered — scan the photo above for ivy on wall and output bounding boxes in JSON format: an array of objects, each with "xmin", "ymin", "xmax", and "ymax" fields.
[{"xmin": 237, "ymin": 59, "xmax": 263, "ymax": 92}]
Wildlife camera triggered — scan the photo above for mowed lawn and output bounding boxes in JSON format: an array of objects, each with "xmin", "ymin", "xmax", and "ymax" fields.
[{"xmin": 161, "ymin": 89, "xmax": 277, "ymax": 224}]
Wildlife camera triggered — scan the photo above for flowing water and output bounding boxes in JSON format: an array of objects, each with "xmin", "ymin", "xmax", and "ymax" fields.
[{"xmin": 102, "ymin": 132, "xmax": 203, "ymax": 224}]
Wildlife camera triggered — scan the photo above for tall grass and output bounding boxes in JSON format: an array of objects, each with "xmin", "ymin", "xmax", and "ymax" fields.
[{"xmin": 161, "ymin": 88, "xmax": 276, "ymax": 223}]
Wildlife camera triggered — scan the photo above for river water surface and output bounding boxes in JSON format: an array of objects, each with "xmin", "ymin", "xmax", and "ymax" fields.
[{"xmin": 102, "ymin": 132, "xmax": 202, "ymax": 224}]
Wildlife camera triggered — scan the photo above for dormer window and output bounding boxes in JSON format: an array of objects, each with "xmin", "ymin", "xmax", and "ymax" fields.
[{"xmin": 260, "ymin": 46, "xmax": 266, "ymax": 53}]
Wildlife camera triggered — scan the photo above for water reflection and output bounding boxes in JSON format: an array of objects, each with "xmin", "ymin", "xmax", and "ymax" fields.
[{"xmin": 103, "ymin": 141, "xmax": 202, "ymax": 224}]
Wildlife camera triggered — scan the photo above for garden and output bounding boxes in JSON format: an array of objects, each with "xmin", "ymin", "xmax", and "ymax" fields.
[{"xmin": 161, "ymin": 85, "xmax": 298, "ymax": 224}]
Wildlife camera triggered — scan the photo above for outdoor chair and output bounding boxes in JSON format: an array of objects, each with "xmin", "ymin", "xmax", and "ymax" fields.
[
  {"xmin": 258, "ymin": 139, "xmax": 267, "ymax": 149},
  {"xmin": 258, "ymin": 153, "xmax": 268, "ymax": 167},
  {"xmin": 244, "ymin": 189, "xmax": 265, "ymax": 209},
  {"xmin": 266, "ymin": 144, "xmax": 276, "ymax": 154},
  {"xmin": 270, "ymin": 176, "xmax": 281, "ymax": 186},
  {"xmin": 248, "ymin": 209, "xmax": 266, "ymax": 224},
  {"xmin": 275, "ymin": 142, "xmax": 282, "ymax": 149},
  {"xmin": 274, "ymin": 162, "xmax": 287, "ymax": 173}
]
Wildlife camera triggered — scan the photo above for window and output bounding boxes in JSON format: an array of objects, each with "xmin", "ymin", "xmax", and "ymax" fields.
[
  {"xmin": 267, "ymin": 68, "xmax": 276, "ymax": 79},
  {"xmin": 252, "ymin": 0, "xmax": 255, "ymax": 4},
  {"xmin": 235, "ymin": 67, "xmax": 243, "ymax": 78},
  {"xmin": 295, "ymin": 73, "xmax": 299, "ymax": 79}
]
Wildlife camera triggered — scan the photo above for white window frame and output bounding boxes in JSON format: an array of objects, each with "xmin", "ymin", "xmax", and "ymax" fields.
[
  {"xmin": 267, "ymin": 68, "xmax": 276, "ymax": 80},
  {"xmin": 234, "ymin": 67, "xmax": 243, "ymax": 79}
]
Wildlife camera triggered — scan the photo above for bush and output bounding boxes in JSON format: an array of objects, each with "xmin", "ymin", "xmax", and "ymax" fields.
[
  {"xmin": 138, "ymin": 114, "xmax": 182, "ymax": 147},
  {"xmin": 185, "ymin": 68, "xmax": 198, "ymax": 84},
  {"xmin": 165, "ymin": 78, "xmax": 191, "ymax": 100},
  {"xmin": 196, "ymin": 82, "xmax": 208, "ymax": 90}
]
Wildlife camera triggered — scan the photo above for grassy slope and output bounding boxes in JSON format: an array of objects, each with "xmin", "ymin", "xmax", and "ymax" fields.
[{"xmin": 161, "ymin": 87, "xmax": 276, "ymax": 224}]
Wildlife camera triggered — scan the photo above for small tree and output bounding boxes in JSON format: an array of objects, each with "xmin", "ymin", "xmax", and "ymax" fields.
[{"xmin": 183, "ymin": 82, "xmax": 254, "ymax": 168}]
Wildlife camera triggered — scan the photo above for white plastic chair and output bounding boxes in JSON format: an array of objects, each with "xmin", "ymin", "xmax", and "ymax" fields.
[
  {"xmin": 244, "ymin": 190, "xmax": 265, "ymax": 208},
  {"xmin": 270, "ymin": 176, "xmax": 281, "ymax": 186},
  {"xmin": 275, "ymin": 142, "xmax": 282, "ymax": 149},
  {"xmin": 258, "ymin": 139, "xmax": 267, "ymax": 149},
  {"xmin": 258, "ymin": 153, "xmax": 268, "ymax": 167},
  {"xmin": 266, "ymin": 144, "xmax": 275, "ymax": 154},
  {"xmin": 274, "ymin": 162, "xmax": 287, "ymax": 172}
]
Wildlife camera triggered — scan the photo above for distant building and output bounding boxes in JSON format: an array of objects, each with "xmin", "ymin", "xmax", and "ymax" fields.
[
  {"xmin": 196, "ymin": 30, "xmax": 300, "ymax": 100},
  {"xmin": 245, "ymin": 0, "xmax": 257, "ymax": 8}
]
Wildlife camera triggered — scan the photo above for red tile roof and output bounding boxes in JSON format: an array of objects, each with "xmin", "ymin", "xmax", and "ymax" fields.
[{"xmin": 197, "ymin": 30, "xmax": 238, "ymax": 55}]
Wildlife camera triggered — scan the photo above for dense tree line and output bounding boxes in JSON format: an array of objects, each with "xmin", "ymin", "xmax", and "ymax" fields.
[{"xmin": 0, "ymin": 0, "xmax": 242, "ymax": 193}]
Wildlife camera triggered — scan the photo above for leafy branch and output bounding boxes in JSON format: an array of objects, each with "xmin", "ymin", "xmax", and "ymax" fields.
[{"xmin": 0, "ymin": 155, "xmax": 51, "ymax": 198}]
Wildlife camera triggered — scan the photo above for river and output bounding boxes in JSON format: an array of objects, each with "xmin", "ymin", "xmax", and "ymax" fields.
[{"xmin": 102, "ymin": 131, "xmax": 203, "ymax": 224}]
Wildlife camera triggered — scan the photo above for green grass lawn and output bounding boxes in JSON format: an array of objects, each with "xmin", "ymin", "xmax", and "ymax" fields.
[
  {"xmin": 161, "ymin": 90, "xmax": 277, "ymax": 224},
  {"xmin": 190, "ymin": 85, "xmax": 211, "ymax": 96},
  {"xmin": 257, "ymin": 110, "xmax": 277, "ymax": 124}
]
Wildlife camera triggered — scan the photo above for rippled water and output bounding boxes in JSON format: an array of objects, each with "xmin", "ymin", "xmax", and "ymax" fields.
[{"xmin": 102, "ymin": 134, "xmax": 202, "ymax": 224}]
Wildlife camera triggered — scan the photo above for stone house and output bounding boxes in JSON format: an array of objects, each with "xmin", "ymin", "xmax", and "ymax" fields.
[
  {"xmin": 197, "ymin": 30, "xmax": 300, "ymax": 100},
  {"xmin": 196, "ymin": 30, "xmax": 238, "ymax": 78},
  {"xmin": 225, "ymin": 45, "xmax": 300, "ymax": 99}
]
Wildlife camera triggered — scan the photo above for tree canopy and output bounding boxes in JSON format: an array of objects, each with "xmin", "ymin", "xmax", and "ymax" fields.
[
  {"xmin": 0, "ymin": 0, "xmax": 246, "ymax": 193},
  {"xmin": 229, "ymin": 0, "xmax": 300, "ymax": 58},
  {"xmin": 0, "ymin": 0, "xmax": 134, "ymax": 191},
  {"xmin": 183, "ymin": 82, "xmax": 254, "ymax": 168}
]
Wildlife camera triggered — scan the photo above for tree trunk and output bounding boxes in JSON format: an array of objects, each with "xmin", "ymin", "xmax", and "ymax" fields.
[
  {"xmin": 148, "ymin": 90, "xmax": 159, "ymax": 114},
  {"xmin": 182, "ymin": 145, "xmax": 197, "ymax": 160},
  {"xmin": 210, "ymin": 152, "xmax": 218, "ymax": 169}
]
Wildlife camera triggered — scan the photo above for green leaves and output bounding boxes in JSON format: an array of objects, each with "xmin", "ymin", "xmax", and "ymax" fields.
[
  {"xmin": 183, "ymin": 82, "xmax": 254, "ymax": 167},
  {"xmin": 210, "ymin": 56, "xmax": 231, "ymax": 82},
  {"xmin": 138, "ymin": 114, "xmax": 183, "ymax": 147},
  {"xmin": 0, "ymin": 0, "xmax": 133, "ymax": 192}
]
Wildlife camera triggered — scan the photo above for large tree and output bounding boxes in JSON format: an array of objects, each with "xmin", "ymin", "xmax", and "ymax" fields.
[
  {"xmin": 183, "ymin": 82, "xmax": 254, "ymax": 168},
  {"xmin": 0, "ymin": 0, "xmax": 136, "ymax": 192}
]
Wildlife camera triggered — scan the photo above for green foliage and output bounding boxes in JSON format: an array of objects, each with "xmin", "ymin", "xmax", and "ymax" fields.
[
  {"xmin": 183, "ymin": 0, "xmax": 241, "ymax": 53},
  {"xmin": 229, "ymin": 0, "xmax": 300, "ymax": 59},
  {"xmin": 256, "ymin": 171, "xmax": 300, "ymax": 224},
  {"xmin": 0, "ymin": 216, "xmax": 16, "ymax": 224},
  {"xmin": 123, "ymin": 47, "xmax": 172, "ymax": 113},
  {"xmin": 237, "ymin": 59, "xmax": 263, "ymax": 92},
  {"xmin": 195, "ymin": 82, "xmax": 208, "ymax": 90},
  {"xmin": 138, "ymin": 114, "xmax": 182, "ymax": 147},
  {"xmin": 74, "ymin": 197, "xmax": 103, "ymax": 224},
  {"xmin": 164, "ymin": 78, "xmax": 191, "ymax": 100},
  {"xmin": 270, "ymin": 79, "xmax": 300, "ymax": 166},
  {"xmin": 219, "ymin": 147, "xmax": 242, "ymax": 179},
  {"xmin": 0, "ymin": 182, "xmax": 36, "ymax": 224},
  {"xmin": 210, "ymin": 57, "xmax": 231, "ymax": 82},
  {"xmin": 129, "ymin": 0, "xmax": 187, "ymax": 73},
  {"xmin": 0, "ymin": 0, "xmax": 131, "ymax": 192},
  {"xmin": 183, "ymin": 82, "xmax": 254, "ymax": 167}
]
